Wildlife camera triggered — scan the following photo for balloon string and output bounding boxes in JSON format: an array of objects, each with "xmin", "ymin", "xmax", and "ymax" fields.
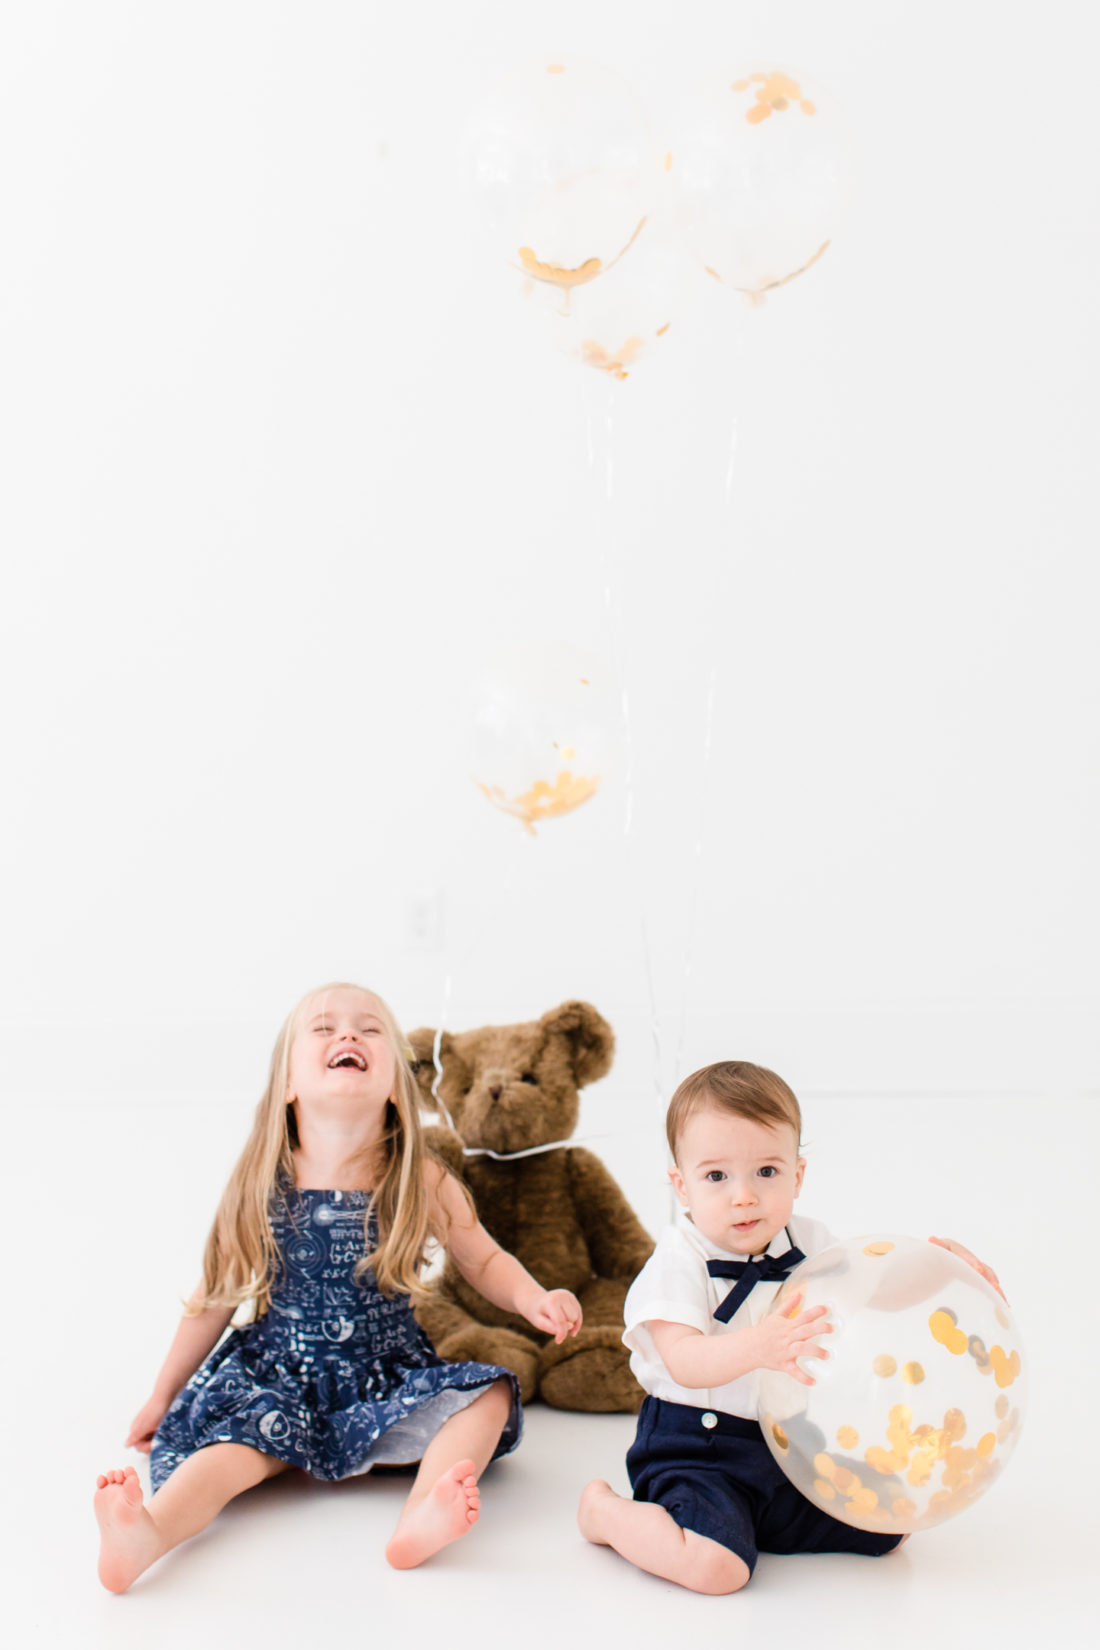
[
  {"xmin": 590, "ymin": 394, "xmax": 664, "ymax": 1113},
  {"xmin": 428, "ymin": 827, "xmax": 525, "ymax": 1138},
  {"xmin": 674, "ymin": 329, "xmax": 743, "ymax": 1085},
  {"xmin": 673, "ymin": 655, "xmax": 718, "ymax": 1083}
]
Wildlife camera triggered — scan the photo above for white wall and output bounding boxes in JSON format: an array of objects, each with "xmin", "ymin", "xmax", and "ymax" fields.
[{"xmin": 2, "ymin": 1, "xmax": 1097, "ymax": 1119}]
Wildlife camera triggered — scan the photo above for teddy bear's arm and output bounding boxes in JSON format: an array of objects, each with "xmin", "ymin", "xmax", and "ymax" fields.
[{"xmin": 565, "ymin": 1147, "xmax": 655, "ymax": 1279}]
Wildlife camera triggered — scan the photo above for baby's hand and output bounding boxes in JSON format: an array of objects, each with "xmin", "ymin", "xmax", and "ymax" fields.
[
  {"xmin": 526, "ymin": 1288, "xmax": 583, "ymax": 1344},
  {"xmin": 125, "ymin": 1394, "xmax": 171, "ymax": 1454},
  {"xmin": 751, "ymin": 1290, "xmax": 833, "ymax": 1386},
  {"xmin": 929, "ymin": 1236, "xmax": 1008, "ymax": 1302}
]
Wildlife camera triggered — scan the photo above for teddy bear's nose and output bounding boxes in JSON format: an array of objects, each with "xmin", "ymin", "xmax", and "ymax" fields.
[{"xmin": 489, "ymin": 1084, "xmax": 503, "ymax": 1101}]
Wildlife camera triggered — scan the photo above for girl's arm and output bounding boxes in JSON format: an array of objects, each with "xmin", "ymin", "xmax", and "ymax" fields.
[
  {"xmin": 432, "ymin": 1170, "xmax": 582, "ymax": 1343},
  {"xmin": 649, "ymin": 1290, "xmax": 832, "ymax": 1390},
  {"xmin": 125, "ymin": 1293, "xmax": 235, "ymax": 1452}
]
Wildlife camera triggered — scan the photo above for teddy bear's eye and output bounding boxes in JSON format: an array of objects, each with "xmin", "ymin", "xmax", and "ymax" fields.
[{"xmin": 521, "ymin": 1072, "xmax": 538, "ymax": 1085}]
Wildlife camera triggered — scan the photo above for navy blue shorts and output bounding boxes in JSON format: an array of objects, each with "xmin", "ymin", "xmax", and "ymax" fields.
[{"xmin": 627, "ymin": 1397, "xmax": 904, "ymax": 1577}]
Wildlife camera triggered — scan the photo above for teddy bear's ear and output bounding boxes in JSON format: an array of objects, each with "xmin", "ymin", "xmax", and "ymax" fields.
[
  {"xmin": 539, "ymin": 1000, "xmax": 614, "ymax": 1087},
  {"xmin": 407, "ymin": 1027, "xmax": 452, "ymax": 1107}
]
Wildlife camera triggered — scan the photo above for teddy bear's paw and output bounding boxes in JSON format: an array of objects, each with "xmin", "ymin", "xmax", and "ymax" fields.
[
  {"xmin": 536, "ymin": 1330, "xmax": 645, "ymax": 1413},
  {"xmin": 438, "ymin": 1328, "xmax": 540, "ymax": 1403}
]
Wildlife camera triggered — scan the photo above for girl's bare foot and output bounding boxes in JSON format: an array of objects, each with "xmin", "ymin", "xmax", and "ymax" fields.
[
  {"xmin": 94, "ymin": 1467, "xmax": 164, "ymax": 1593},
  {"xmin": 385, "ymin": 1459, "xmax": 481, "ymax": 1569},
  {"xmin": 577, "ymin": 1478, "xmax": 619, "ymax": 1545}
]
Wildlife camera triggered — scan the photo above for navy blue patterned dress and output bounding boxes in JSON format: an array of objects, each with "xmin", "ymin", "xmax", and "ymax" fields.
[{"xmin": 150, "ymin": 1185, "xmax": 521, "ymax": 1491}]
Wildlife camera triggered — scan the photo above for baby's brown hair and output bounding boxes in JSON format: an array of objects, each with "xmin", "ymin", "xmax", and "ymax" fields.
[{"xmin": 666, "ymin": 1060, "xmax": 802, "ymax": 1161}]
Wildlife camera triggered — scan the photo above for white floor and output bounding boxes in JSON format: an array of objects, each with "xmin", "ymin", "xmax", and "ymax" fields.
[{"xmin": 6, "ymin": 1093, "xmax": 1096, "ymax": 1649}]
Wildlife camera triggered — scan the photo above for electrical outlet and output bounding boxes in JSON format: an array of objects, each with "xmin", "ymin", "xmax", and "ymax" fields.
[{"xmin": 406, "ymin": 888, "xmax": 443, "ymax": 950}]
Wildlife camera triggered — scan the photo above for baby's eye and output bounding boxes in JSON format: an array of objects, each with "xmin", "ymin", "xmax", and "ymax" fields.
[
  {"xmin": 314, "ymin": 1023, "xmax": 332, "ymax": 1035},
  {"xmin": 705, "ymin": 1170, "xmax": 726, "ymax": 1183},
  {"xmin": 758, "ymin": 1166, "xmax": 778, "ymax": 1178}
]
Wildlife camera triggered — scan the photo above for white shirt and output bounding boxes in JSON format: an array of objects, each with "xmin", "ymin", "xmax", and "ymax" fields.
[{"xmin": 623, "ymin": 1209, "xmax": 837, "ymax": 1419}]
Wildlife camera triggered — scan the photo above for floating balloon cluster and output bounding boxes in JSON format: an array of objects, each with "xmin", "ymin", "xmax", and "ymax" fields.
[
  {"xmin": 466, "ymin": 55, "xmax": 852, "ymax": 381},
  {"xmin": 464, "ymin": 56, "xmax": 850, "ymax": 832}
]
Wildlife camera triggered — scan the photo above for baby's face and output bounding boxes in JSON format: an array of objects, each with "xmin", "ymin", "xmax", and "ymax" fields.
[
  {"xmin": 669, "ymin": 1107, "xmax": 804, "ymax": 1256},
  {"xmin": 286, "ymin": 987, "xmax": 397, "ymax": 1112}
]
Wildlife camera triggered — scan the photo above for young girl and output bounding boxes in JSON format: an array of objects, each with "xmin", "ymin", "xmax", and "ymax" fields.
[{"xmin": 94, "ymin": 982, "xmax": 582, "ymax": 1592}]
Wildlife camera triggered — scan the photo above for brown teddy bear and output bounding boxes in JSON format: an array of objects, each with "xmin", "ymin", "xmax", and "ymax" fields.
[{"xmin": 409, "ymin": 1000, "xmax": 654, "ymax": 1412}]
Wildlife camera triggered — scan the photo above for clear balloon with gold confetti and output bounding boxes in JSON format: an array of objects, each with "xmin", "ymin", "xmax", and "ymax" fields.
[
  {"xmin": 469, "ymin": 643, "xmax": 614, "ymax": 834},
  {"xmin": 522, "ymin": 202, "xmax": 692, "ymax": 380},
  {"xmin": 466, "ymin": 56, "xmax": 660, "ymax": 308},
  {"xmin": 668, "ymin": 68, "xmax": 851, "ymax": 300},
  {"xmin": 758, "ymin": 1235, "xmax": 1025, "ymax": 1533}
]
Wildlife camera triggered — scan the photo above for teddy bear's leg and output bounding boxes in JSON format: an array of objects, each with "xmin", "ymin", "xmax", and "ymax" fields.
[
  {"xmin": 417, "ymin": 1297, "xmax": 541, "ymax": 1404},
  {"xmin": 535, "ymin": 1279, "xmax": 644, "ymax": 1412},
  {"xmin": 536, "ymin": 1324, "xmax": 644, "ymax": 1413}
]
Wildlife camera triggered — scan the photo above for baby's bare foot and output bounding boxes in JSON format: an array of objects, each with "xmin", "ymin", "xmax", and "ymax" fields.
[
  {"xmin": 577, "ymin": 1478, "xmax": 620, "ymax": 1545},
  {"xmin": 385, "ymin": 1459, "xmax": 481, "ymax": 1569},
  {"xmin": 94, "ymin": 1467, "xmax": 163, "ymax": 1593}
]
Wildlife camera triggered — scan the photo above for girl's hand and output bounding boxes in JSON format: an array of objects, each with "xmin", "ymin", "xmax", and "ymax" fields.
[
  {"xmin": 751, "ymin": 1291, "xmax": 833, "ymax": 1386},
  {"xmin": 929, "ymin": 1236, "xmax": 1008, "ymax": 1302},
  {"xmin": 125, "ymin": 1394, "xmax": 171, "ymax": 1454},
  {"xmin": 525, "ymin": 1288, "xmax": 583, "ymax": 1344}
]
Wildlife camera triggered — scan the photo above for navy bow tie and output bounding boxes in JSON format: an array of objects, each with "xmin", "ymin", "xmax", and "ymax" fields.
[{"xmin": 706, "ymin": 1244, "xmax": 806, "ymax": 1323}]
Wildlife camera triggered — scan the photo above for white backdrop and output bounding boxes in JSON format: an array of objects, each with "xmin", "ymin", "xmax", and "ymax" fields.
[{"xmin": 2, "ymin": 1, "xmax": 1097, "ymax": 1141}]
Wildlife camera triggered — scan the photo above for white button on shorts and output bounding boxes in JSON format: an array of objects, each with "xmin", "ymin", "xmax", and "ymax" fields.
[{"xmin": 701, "ymin": 1412, "xmax": 718, "ymax": 1429}]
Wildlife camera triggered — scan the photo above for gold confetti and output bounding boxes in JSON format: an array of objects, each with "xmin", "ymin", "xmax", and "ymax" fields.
[
  {"xmin": 664, "ymin": 151, "xmax": 673, "ymax": 171},
  {"xmin": 518, "ymin": 247, "xmax": 602, "ymax": 290},
  {"xmin": 864, "ymin": 1241, "xmax": 895, "ymax": 1257},
  {"xmin": 814, "ymin": 1477, "xmax": 836, "ymax": 1500},
  {"xmin": 479, "ymin": 770, "xmax": 599, "ymax": 833},
  {"xmin": 771, "ymin": 1423, "xmax": 789, "ymax": 1451},
  {"xmin": 997, "ymin": 1408, "xmax": 1019, "ymax": 1443},
  {"xmin": 833, "ymin": 1466, "xmax": 856, "ymax": 1494},
  {"xmin": 866, "ymin": 1444, "xmax": 909, "ymax": 1475},
  {"xmin": 893, "ymin": 1497, "xmax": 917, "ymax": 1519},
  {"xmin": 990, "ymin": 1345, "xmax": 1021, "ymax": 1388},
  {"xmin": 580, "ymin": 336, "xmax": 646, "ymax": 379},
  {"xmin": 929, "ymin": 1309, "xmax": 968, "ymax": 1355},
  {"xmin": 943, "ymin": 1408, "xmax": 966, "ymax": 1442},
  {"xmin": 813, "ymin": 1453, "xmax": 836, "ymax": 1481},
  {"xmin": 873, "ymin": 1354, "xmax": 897, "ymax": 1378},
  {"xmin": 901, "ymin": 1362, "xmax": 925, "ymax": 1385},
  {"xmin": 733, "ymin": 71, "xmax": 816, "ymax": 125},
  {"xmin": 546, "ymin": 63, "xmax": 565, "ymax": 74},
  {"xmin": 836, "ymin": 1426, "xmax": 859, "ymax": 1449},
  {"xmin": 995, "ymin": 1396, "xmax": 1010, "ymax": 1419},
  {"xmin": 977, "ymin": 1433, "xmax": 996, "ymax": 1457}
]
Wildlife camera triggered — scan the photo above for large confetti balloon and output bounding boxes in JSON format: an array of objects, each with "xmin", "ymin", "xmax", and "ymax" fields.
[
  {"xmin": 469, "ymin": 643, "xmax": 614, "ymax": 834},
  {"xmin": 758, "ymin": 1235, "xmax": 1025, "ymax": 1534},
  {"xmin": 669, "ymin": 68, "xmax": 851, "ymax": 299},
  {"xmin": 466, "ymin": 56, "xmax": 660, "ymax": 304}
]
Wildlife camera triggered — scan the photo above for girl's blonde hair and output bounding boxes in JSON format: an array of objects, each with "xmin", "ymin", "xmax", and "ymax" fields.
[{"xmin": 193, "ymin": 983, "xmax": 442, "ymax": 1317}]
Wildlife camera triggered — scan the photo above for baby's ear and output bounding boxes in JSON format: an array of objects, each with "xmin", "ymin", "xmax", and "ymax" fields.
[
  {"xmin": 407, "ymin": 1027, "xmax": 452, "ymax": 1109},
  {"xmin": 539, "ymin": 1000, "xmax": 614, "ymax": 1087}
]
